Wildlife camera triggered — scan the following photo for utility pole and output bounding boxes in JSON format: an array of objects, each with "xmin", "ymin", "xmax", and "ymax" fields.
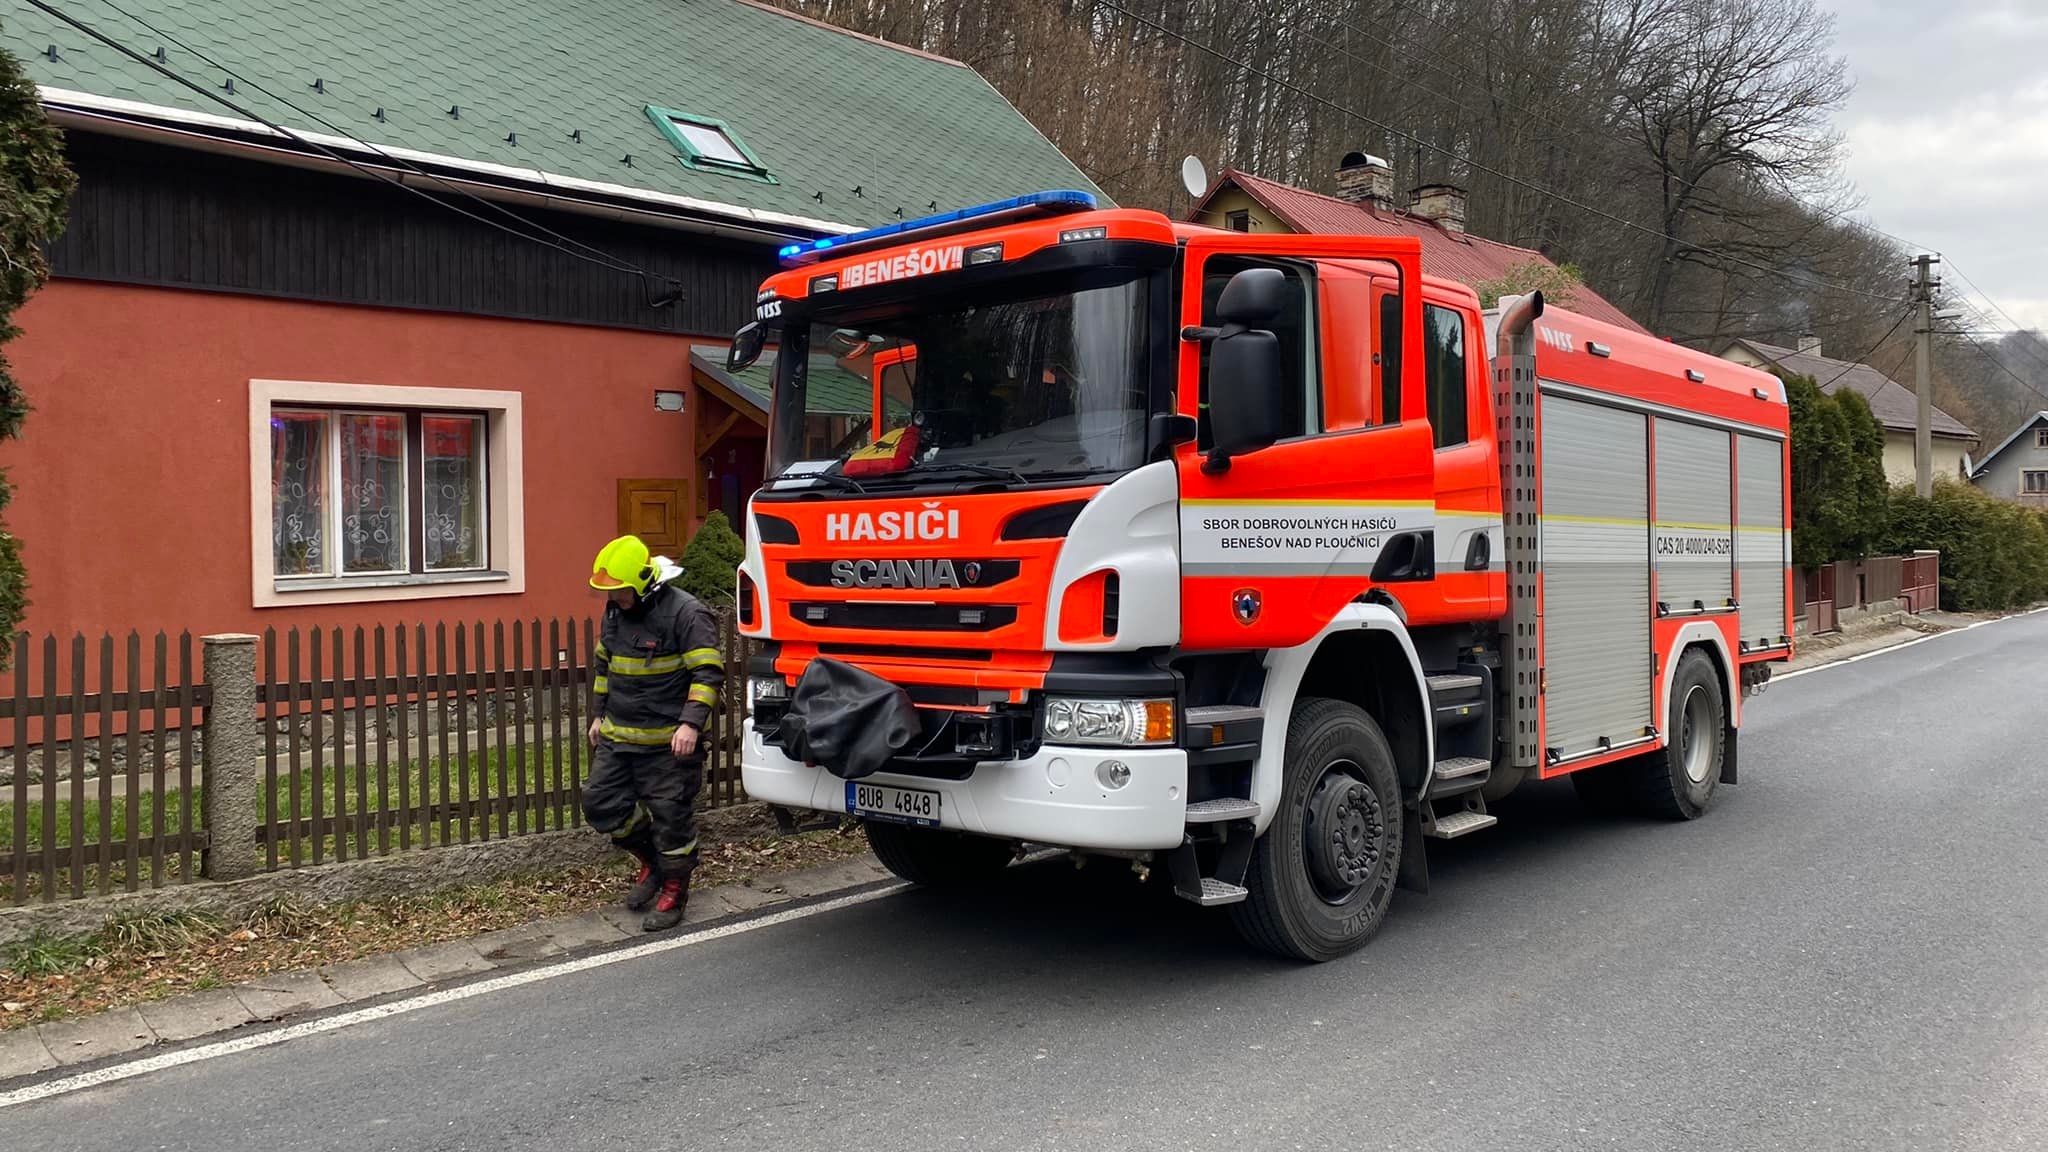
[{"xmin": 1911, "ymin": 254, "xmax": 1940, "ymax": 498}]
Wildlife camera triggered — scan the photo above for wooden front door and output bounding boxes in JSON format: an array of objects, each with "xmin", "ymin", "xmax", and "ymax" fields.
[{"xmin": 617, "ymin": 478, "xmax": 690, "ymax": 553}]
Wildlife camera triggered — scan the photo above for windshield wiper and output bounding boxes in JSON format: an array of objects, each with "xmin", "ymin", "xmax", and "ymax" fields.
[
  {"xmin": 771, "ymin": 471, "xmax": 866, "ymax": 494},
  {"xmin": 898, "ymin": 461, "xmax": 1031, "ymax": 485}
]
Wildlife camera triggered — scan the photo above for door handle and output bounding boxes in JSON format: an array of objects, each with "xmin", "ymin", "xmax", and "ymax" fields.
[{"xmin": 1370, "ymin": 530, "xmax": 1436, "ymax": 583}]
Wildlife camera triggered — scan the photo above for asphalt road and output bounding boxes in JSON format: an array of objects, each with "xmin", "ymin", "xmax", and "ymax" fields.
[{"xmin": 11, "ymin": 612, "xmax": 2048, "ymax": 1151}]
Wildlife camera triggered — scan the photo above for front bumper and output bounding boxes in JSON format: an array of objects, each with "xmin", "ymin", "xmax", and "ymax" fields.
[{"xmin": 742, "ymin": 730, "xmax": 1189, "ymax": 851}]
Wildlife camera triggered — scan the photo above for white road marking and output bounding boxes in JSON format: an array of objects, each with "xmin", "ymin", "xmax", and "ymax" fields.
[
  {"xmin": 1772, "ymin": 604, "xmax": 2048, "ymax": 683},
  {"xmin": 0, "ymin": 883, "xmax": 907, "ymax": 1110}
]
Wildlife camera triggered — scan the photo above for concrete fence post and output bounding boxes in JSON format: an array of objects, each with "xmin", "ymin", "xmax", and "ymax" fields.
[{"xmin": 202, "ymin": 633, "xmax": 262, "ymax": 881}]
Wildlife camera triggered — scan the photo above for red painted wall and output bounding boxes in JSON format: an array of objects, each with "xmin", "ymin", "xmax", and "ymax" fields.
[{"xmin": 0, "ymin": 280, "xmax": 710, "ymax": 644}]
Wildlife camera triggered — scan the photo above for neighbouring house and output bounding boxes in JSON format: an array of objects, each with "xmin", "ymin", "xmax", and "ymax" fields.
[
  {"xmin": 1184, "ymin": 154, "xmax": 1648, "ymax": 333},
  {"xmin": 1719, "ymin": 336, "xmax": 1978, "ymax": 485},
  {"xmin": 1968, "ymin": 411, "xmax": 2048, "ymax": 508},
  {"xmin": 0, "ymin": 0, "xmax": 1101, "ymax": 643}
]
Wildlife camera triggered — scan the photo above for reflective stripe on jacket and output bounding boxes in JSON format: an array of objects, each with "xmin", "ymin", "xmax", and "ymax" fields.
[{"xmin": 592, "ymin": 583, "xmax": 724, "ymax": 744}]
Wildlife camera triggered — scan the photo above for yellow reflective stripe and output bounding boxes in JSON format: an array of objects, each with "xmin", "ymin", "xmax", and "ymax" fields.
[
  {"xmin": 659, "ymin": 839, "xmax": 699, "ymax": 858},
  {"xmin": 608, "ymin": 652, "xmax": 687, "ymax": 675},
  {"xmin": 592, "ymin": 675, "xmax": 609, "ymax": 695},
  {"xmin": 688, "ymin": 684, "xmax": 720, "ymax": 707},
  {"xmin": 683, "ymin": 647, "xmax": 723, "ymax": 669},
  {"xmin": 600, "ymin": 718, "xmax": 679, "ymax": 745},
  {"xmin": 609, "ymin": 806, "xmax": 646, "ymax": 838}
]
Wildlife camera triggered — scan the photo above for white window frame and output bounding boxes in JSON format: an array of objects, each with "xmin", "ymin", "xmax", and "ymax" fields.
[
  {"xmin": 2036, "ymin": 427, "xmax": 2048, "ymax": 449},
  {"xmin": 2024, "ymin": 469, "xmax": 2048, "ymax": 495},
  {"xmin": 418, "ymin": 410, "xmax": 491, "ymax": 575},
  {"xmin": 316, "ymin": 407, "xmax": 414, "ymax": 580},
  {"xmin": 251, "ymin": 380, "xmax": 525, "ymax": 608}
]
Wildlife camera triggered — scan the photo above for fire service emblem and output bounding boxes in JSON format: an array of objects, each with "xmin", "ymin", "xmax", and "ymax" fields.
[{"xmin": 1232, "ymin": 588, "xmax": 1262, "ymax": 625}]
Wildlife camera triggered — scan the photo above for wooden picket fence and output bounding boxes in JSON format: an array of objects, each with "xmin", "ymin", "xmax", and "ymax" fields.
[
  {"xmin": 253, "ymin": 615, "xmax": 754, "ymax": 871},
  {"xmin": 0, "ymin": 631, "xmax": 210, "ymax": 904},
  {"xmin": 0, "ymin": 614, "xmax": 754, "ymax": 904}
]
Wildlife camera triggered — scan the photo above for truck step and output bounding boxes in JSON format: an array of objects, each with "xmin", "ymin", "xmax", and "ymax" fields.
[
  {"xmin": 1433, "ymin": 756, "xmax": 1490, "ymax": 781},
  {"xmin": 1176, "ymin": 877, "xmax": 1249, "ymax": 907},
  {"xmin": 1184, "ymin": 705, "xmax": 1264, "ymax": 725},
  {"xmin": 1426, "ymin": 809, "xmax": 1498, "ymax": 839},
  {"xmin": 1184, "ymin": 798, "xmax": 1260, "ymax": 823},
  {"xmin": 1426, "ymin": 673, "xmax": 1484, "ymax": 695}
]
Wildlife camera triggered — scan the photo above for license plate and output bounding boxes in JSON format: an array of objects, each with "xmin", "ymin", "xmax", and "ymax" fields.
[{"xmin": 847, "ymin": 781, "xmax": 941, "ymax": 827}]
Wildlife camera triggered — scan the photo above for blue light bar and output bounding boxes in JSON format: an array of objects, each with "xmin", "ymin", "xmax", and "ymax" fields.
[{"xmin": 777, "ymin": 190, "xmax": 1098, "ymax": 268}]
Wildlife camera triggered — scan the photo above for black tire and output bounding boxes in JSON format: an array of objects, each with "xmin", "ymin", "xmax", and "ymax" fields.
[
  {"xmin": 1622, "ymin": 648, "xmax": 1726, "ymax": 820},
  {"xmin": 1231, "ymin": 698, "xmax": 1403, "ymax": 963},
  {"xmin": 863, "ymin": 821, "xmax": 1014, "ymax": 887}
]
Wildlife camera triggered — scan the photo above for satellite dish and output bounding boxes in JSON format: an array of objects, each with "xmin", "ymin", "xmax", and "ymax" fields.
[{"xmin": 1180, "ymin": 155, "xmax": 1209, "ymax": 199}]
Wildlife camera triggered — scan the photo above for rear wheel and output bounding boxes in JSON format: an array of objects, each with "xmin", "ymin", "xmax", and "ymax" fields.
[
  {"xmin": 864, "ymin": 821, "xmax": 1014, "ymax": 887},
  {"xmin": 1623, "ymin": 648, "xmax": 1726, "ymax": 820},
  {"xmin": 1232, "ymin": 698, "xmax": 1402, "ymax": 963}
]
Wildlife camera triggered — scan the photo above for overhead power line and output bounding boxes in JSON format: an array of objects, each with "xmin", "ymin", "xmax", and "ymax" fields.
[
  {"xmin": 1813, "ymin": 311, "xmax": 1912, "ymax": 391},
  {"xmin": 29, "ymin": 0, "xmax": 677, "ymax": 300},
  {"xmin": 89, "ymin": 0, "xmax": 652, "ymax": 283},
  {"xmin": 1093, "ymin": 0, "xmax": 1910, "ymax": 305},
  {"xmin": 1944, "ymin": 324, "xmax": 2048, "ymax": 410}
]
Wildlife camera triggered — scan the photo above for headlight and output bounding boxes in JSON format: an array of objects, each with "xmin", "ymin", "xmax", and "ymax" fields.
[
  {"xmin": 747, "ymin": 676, "xmax": 789, "ymax": 716},
  {"xmin": 1042, "ymin": 697, "xmax": 1174, "ymax": 747}
]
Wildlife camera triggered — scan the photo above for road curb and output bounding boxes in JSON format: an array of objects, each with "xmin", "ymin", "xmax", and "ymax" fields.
[{"xmin": 0, "ymin": 852, "xmax": 893, "ymax": 1084}]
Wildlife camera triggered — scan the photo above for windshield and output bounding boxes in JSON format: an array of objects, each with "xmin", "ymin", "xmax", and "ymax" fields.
[{"xmin": 763, "ymin": 273, "xmax": 1152, "ymax": 489}]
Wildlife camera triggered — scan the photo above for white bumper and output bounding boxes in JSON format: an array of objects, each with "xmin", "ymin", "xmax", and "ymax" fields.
[{"xmin": 742, "ymin": 730, "xmax": 1189, "ymax": 851}]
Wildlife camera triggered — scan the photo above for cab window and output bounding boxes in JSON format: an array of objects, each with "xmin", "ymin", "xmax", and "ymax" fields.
[
  {"xmin": 1424, "ymin": 304, "xmax": 1469, "ymax": 448},
  {"xmin": 1196, "ymin": 256, "xmax": 1319, "ymax": 449}
]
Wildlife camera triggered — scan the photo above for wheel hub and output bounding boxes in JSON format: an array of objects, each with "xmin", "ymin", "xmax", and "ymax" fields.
[{"xmin": 1305, "ymin": 770, "xmax": 1384, "ymax": 901}]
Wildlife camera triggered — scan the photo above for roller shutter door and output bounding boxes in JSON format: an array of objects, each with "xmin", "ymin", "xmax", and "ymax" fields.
[
  {"xmin": 1540, "ymin": 395, "xmax": 1653, "ymax": 758},
  {"xmin": 1736, "ymin": 435, "xmax": 1789, "ymax": 650},
  {"xmin": 1652, "ymin": 418, "xmax": 1734, "ymax": 613}
]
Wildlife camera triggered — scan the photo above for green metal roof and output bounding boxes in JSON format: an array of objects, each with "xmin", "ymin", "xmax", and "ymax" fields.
[
  {"xmin": 693, "ymin": 345, "xmax": 891, "ymax": 418},
  {"xmin": 6, "ymin": 0, "xmax": 1104, "ymax": 234}
]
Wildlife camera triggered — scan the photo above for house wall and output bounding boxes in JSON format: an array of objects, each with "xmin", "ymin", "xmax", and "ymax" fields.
[
  {"xmin": 1719, "ymin": 345, "xmax": 1973, "ymax": 487},
  {"xmin": 1972, "ymin": 422, "xmax": 2048, "ymax": 508},
  {"xmin": 0, "ymin": 279, "xmax": 711, "ymax": 641},
  {"xmin": 1881, "ymin": 433, "xmax": 1973, "ymax": 488},
  {"xmin": 1188, "ymin": 188, "xmax": 1289, "ymax": 234}
]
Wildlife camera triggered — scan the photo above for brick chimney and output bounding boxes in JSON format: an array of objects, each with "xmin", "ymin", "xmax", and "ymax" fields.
[
  {"xmin": 1797, "ymin": 334, "xmax": 1823, "ymax": 355},
  {"xmin": 1335, "ymin": 151, "xmax": 1394, "ymax": 207},
  {"xmin": 1409, "ymin": 183, "xmax": 1468, "ymax": 234}
]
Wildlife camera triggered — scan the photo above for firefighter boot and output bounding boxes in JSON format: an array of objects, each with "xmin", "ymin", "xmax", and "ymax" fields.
[
  {"xmin": 641, "ymin": 872, "xmax": 691, "ymax": 933},
  {"xmin": 615, "ymin": 824, "xmax": 662, "ymax": 912}
]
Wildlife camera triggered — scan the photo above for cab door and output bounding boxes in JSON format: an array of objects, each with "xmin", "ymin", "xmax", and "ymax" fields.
[
  {"xmin": 1401, "ymin": 289, "xmax": 1505, "ymax": 624},
  {"xmin": 1177, "ymin": 234, "xmax": 1437, "ymax": 652}
]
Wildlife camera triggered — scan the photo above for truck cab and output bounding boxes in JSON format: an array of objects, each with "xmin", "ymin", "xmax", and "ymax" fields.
[{"xmin": 729, "ymin": 192, "xmax": 1790, "ymax": 961}]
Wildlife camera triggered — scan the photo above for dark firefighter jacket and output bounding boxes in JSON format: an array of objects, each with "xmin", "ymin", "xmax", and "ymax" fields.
[{"xmin": 593, "ymin": 580, "xmax": 725, "ymax": 747}]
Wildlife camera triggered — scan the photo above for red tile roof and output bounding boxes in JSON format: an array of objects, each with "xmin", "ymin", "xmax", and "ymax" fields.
[{"xmin": 1192, "ymin": 170, "xmax": 1646, "ymax": 334}]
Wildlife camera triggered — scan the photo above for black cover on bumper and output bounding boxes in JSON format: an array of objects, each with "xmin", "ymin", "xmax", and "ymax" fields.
[{"xmin": 770, "ymin": 657, "xmax": 921, "ymax": 781}]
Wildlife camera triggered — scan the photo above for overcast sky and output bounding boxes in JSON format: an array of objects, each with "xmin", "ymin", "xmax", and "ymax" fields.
[{"xmin": 1830, "ymin": 0, "xmax": 2048, "ymax": 332}]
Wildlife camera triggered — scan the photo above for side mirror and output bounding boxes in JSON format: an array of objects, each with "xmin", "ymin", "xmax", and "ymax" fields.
[
  {"xmin": 1203, "ymin": 268, "xmax": 1288, "ymax": 468},
  {"xmin": 1215, "ymin": 266, "xmax": 1287, "ymax": 328},
  {"xmin": 1208, "ymin": 332, "xmax": 1286, "ymax": 464},
  {"xmin": 727, "ymin": 321, "xmax": 767, "ymax": 373}
]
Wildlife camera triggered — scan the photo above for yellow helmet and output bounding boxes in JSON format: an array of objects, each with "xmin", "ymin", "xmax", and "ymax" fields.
[{"xmin": 590, "ymin": 535, "xmax": 653, "ymax": 594}]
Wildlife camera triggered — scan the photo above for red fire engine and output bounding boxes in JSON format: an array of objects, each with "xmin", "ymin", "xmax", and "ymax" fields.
[{"xmin": 727, "ymin": 192, "xmax": 1791, "ymax": 961}]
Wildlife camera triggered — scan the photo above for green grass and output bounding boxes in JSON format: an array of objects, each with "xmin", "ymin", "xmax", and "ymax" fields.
[
  {"xmin": 4, "ymin": 739, "xmax": 744, "ymax": 902},
  {"xmin": 102, "ymin": 909, "xmax": 219, "ymax": 951},
  {"xmin": 5, "ymin": 929, "xmax": 98, "ymax": 976}
]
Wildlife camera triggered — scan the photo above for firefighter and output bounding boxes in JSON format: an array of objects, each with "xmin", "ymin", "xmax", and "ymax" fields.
[{"xmin": 583, "ymin": 534, "xmax": 725, "ymax": 932}]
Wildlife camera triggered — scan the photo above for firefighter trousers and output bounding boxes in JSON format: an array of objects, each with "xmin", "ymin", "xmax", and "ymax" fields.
[{"xmin": 583, "ymin": 740, "xmax": 704, "ymax": 878}]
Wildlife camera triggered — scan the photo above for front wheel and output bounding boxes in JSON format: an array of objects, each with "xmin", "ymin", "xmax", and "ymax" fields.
[
  {"xmin": 1232, "ymin": 698, "xmax": 1403, "ymax": 963},
  {"xmin": 864, "ymin": 821, "xmax": 1014, "ymax": 887}
]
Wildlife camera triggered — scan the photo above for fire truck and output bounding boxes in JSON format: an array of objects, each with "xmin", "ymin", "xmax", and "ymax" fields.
[{"xmin": 726, "ymin": 191, "xmax": 1791, "ymax": 961}]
